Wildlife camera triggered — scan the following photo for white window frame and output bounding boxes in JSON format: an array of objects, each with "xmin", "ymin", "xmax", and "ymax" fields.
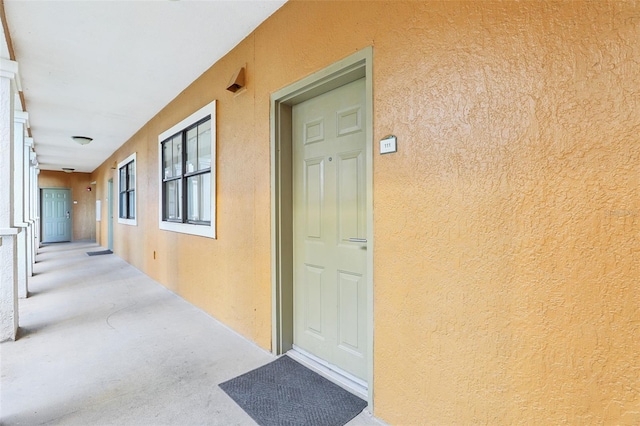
[
  {"xmin": 158, "ymin": 100, "xmax": 216, "ymax": 239},
  {"xmin": 117, "ymin": 152, "xmax": 137, "ymax": 226}
]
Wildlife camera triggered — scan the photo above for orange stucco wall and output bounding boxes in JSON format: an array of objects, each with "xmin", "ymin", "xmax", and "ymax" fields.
[
  {"xmin": 39, "ymin": 170, "xmax": 96, "ymax": 241},
  {"xmin": 91, "ymin": 1, "xmax": 639, "ymax": 424}
]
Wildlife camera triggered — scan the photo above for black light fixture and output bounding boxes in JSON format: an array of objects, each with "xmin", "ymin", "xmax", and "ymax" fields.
[{"xmin": 71, "ymin": 136, "xmax": 93, "ymax": 145}]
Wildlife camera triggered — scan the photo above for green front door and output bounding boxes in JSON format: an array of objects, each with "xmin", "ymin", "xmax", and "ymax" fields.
[
  {"xmin": 292, "ymin": 78, "xmax": 368, "ymax": 381},
  {"xmin": 41, "ymin": 188, "xmax": 71, "ymax": 243}
]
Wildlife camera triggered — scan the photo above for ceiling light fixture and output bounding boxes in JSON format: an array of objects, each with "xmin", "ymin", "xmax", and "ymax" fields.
[
  {"xmin": 62, "ymin": 168, "xmax": 75, "ymax": 173},
  {"xmin": 72, "ymin": 136, "xmax": 93, "ymax": 145}
]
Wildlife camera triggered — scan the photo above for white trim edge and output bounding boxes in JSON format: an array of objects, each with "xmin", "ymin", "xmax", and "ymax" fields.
[
  {"xmin": 157, "ymin": 100, "xmax": 217, "ymax": 239},
  {"xmin": 117, "ymin": 152, "xmax": 137, "ymax": 226}
]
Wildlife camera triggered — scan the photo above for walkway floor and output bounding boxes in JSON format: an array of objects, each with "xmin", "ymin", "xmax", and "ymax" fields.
[{"xmin": 1, "ymin": 242, "xmax": 380, "ymax": 425}]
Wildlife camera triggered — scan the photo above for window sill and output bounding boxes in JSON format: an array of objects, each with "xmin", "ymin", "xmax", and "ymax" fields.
[{"xmin": 159, "ymin": 220, "xmax": 215, "ymax": 239}]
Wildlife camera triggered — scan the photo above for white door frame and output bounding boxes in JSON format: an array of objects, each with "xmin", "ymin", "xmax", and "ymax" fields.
[
  {"xmin": 107, "ymin": 179, "xmax": 114, "ymax": 251},
  {"xmin": 270, "ymin": 47, "xmax": 374, "ymax": 408}
]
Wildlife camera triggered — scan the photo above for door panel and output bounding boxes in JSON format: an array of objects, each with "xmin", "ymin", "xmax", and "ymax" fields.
[
  {"xmin": 304, "ymin": 158, "xmax": 324, "ymax": 239},
  {"xmin": 304, "ymin": 264, "xmax": 325, "ymax": 336},
  {"xmin": 293, "ymin": 78, "xmax": 367, "ymax": 381},
  {"xmin": 41, "ymin": 188, "xmax": 71, "ymax": 243},
  {"xmin": 337, "ymin": 151, "xmax": 364, "ymax": 243},
  {"xmin": 107, "ymin": 179, "xmax": 114, "ymax": 251},
  {"xmin": 338, "ymin": 271, "xmax": 361, "ymax": 350}
]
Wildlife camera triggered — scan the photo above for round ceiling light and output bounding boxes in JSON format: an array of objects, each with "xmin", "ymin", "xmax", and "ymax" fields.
[{"xmin": 71, "ymin": 136, "xmax": 93, "ymax": 145}]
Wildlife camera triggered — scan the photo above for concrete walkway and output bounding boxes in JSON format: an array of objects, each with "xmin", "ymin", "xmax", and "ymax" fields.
[{"xmin": 0, "ymin": 242, "xmax": 379, "ymax": 425}]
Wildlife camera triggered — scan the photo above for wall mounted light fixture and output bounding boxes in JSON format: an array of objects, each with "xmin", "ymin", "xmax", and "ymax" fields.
[
  {"xmin": 72, "ymin": 136, "xmax": 93, "ymax": 145},
  {"xmin": 62, "ymin": 168, "xmax": 75, "ymax": 173},
  {"xmin": 226, "ymin": 67, "xmax": 245, "ymax": 93}
]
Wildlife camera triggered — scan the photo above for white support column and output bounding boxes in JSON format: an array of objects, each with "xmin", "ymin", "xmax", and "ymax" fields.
[
  {"xmin": 14, "ymin": 111, "xmax": 28, "ymax": 298},
  {"xmin": 23, "ymin": 137, "xmax": 34, "ymax": 282},
  {"xmin": 26, "ymin": 145, "xmax": 37, "ymax": 277},
  {"xmin": 15, "ymin": 224, "xmax": 27, "ymax": 299},
  {"xmin": 33, "ymin": 166, "xmax": 40, "ymax": 253},
  {"xmin": 0, "ymin": 58, "xmax": 20, "ymax": 341},
  {"xmin": 0, "ymin": 230, "xmax": 19, "ymax": 340}
]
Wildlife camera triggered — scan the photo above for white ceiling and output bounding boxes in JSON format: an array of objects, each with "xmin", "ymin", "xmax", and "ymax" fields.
[{"xmin": 3, "ymin": 0, "xmax": 287, "ymax": 173}]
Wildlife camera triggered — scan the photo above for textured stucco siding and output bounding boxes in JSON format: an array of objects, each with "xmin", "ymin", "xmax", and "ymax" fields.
[
  {"xmin": 91, "ymin": 1, "xmax": 639, "ymax": 423},
  {"xmin": 39, "ymin": 171, "xmax": 96, "ymax": 241}
]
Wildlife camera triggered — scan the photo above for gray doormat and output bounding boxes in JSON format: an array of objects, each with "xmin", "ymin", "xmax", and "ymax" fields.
[
  {"xmin": 219, "ymin": 355, "xmax": 367, "ymax": 426},
  {"xmin": 86, "ymin": 250, "xmax": 113, "ymax": 256}
]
